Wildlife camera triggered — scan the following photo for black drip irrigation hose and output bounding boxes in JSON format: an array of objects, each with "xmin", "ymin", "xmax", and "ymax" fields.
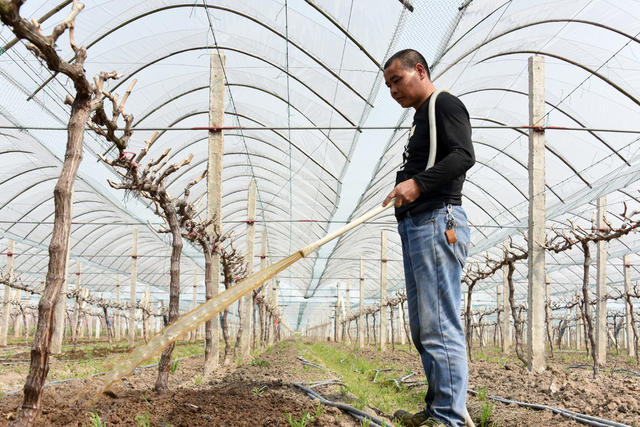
[
  {"xmin": 468, "ymin": 389, "xmax": 631, "ymax": 427},
  {"xmin": 568, "ymin": 364, "xmax": 640, "ymax": 377},
  {"xmin": 3, "ymin": 354, "xmax": 201, "ymax": 397},
  {"xmin": 294, "ymin": 381, "xmax": 392, "ymax": 427},
  {"xmin": 296, "ymin": 355, "xmax": 328, "ymax": 370}
]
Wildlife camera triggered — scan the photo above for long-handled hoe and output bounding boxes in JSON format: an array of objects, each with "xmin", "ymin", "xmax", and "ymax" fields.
[
  {"xmin": 96, "ymin": 199, "xmax": 476, "ymax": 427},
  {"xmin": 97, "ymin": 200, "xmax": 395, "ymax": 394}
]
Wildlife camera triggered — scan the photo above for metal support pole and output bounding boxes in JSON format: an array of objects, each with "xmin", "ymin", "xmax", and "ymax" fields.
[{"xmin": 527, "ymin": 54, "xmax": 546, "ymax": 372}]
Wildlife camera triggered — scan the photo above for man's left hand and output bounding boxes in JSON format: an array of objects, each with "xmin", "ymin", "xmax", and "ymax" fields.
[{"xmin": 383, "ymin": 179, "xmax": 421, "ymax": 207}]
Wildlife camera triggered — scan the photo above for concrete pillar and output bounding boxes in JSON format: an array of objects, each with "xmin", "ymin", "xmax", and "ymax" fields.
[
  {"xmin": 143, "ymin": 284, "xmax": 150, "ymax": 341},
  {"xmin": 400, "ymin": 302, "xmax": 407, "ymax": 345},
  {"xmin": 95, "ymin": 312, "xmax": 101, "ymax": 339},
  {"xmin": 546, "ymin": 276, "xmax": 552, "ymax": 351},
  {"xmin": 595, "ymin": 196, "xmax": 607, "ymax": 365},
  {"xmin": 380, "ymin": 230, "xmax": 387, "ymax": 350},
  {"xmin": 359, "ymin": 257, "xmax": 365, "ymax": 348},
  {"xmin": 527, "ymin": 55, "xmax": 546, "ymax": 372},
  {"xmin": 624, "ymin": 255, "xmax": 635, "ymax": 357},
  {"xmin": 502, "ymin": 265, "xmax": 513, "ymax": 353},
  {"xmin": 258, "ymin": 228, "xmax": 267, "ymax": 346},
  {"xmin": 86, "ymin": 300, "xmax": 93, "ymax": 339},
  {"xmin": 1, "ymin": 240, "xmax": 15, "ymax": 346},
  {"xmin": 497, "ymin": 287, "xmax": 503, "ymax": 348},
  {"xmin": 155, "ymin": 300, "xmax": 162, "ymax": 333},
  {"xmin": 345, "ymin": 275, "xmax": 351, "ymax": 343},
  {"xmin": 71, "ymin": 263, "xmax": 82, "ymax": 342},
  {"xmin": 115, "ymin": 275, "xmax": 121, "ymax": 342},
  {"xmin": 205, "ymin": 51, "xmax": 225, "ymax": 373},
  {"xmin": 238, "ymin": 177, "xmax": 257, "ymax": 358},
  {"xmin": 12, "ymin": 290, "xmax": 21, "ymax": 338},
  {"xmin": 577, "ymin": 306, "xmax": 584, "ymax": 350},
  {"xmin": 129, "ymin": 227, "xmax": 138, "ymax": 348},
  {"xmin": 335, "ymin": 283, "xmax": 342, "ymax": 342},
  {"xmin": 191, "ymin": 267, "xmax": 198, "ymax": 342}
]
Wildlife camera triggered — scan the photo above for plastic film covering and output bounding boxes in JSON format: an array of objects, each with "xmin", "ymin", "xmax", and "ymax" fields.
[
  {"xmin": 0, "ymin": 0, "xmax": 405, "ymax": 323},
  {"xmin": 311, "ymin": 0, "xmax": 640, "ymax": 324}
]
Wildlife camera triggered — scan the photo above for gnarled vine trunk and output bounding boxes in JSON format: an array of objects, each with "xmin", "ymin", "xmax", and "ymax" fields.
[
  {"xmin": 14, "ymin": 94, "xmax": 91, "ymax": 426},
  {"xmin": 153, "ymin": 196, "xmax": 182, "ymax": 393}
]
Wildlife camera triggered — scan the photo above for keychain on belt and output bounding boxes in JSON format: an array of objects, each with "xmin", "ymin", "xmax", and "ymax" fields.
[{"xmin": 445, "ymin": 204, "xmax": 457, "ymax": 244}]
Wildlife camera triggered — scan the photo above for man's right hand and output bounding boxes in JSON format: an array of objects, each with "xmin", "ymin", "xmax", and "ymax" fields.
[{"xmin": 383, "ymin": 179, "xmax": 421, "ymax": 208}]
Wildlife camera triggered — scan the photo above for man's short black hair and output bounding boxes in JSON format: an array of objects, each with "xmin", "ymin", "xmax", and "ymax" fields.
[{"xmin": 384, "ymin": 49, "xmax": 430, "ymax": 78}]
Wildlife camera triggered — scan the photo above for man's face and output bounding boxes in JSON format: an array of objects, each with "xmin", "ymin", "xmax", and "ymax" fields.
[{"xmin": 383, "ymin": 59, "xmax": 426, "ymax": 109}]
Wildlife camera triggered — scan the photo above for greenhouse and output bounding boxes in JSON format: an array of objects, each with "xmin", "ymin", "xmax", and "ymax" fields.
[{"xmin": 0, "ymin": 0, "xmax": 639, "ymax": 425}]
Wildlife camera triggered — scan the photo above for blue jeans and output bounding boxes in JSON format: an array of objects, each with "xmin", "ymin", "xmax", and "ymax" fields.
[{"xmin": 398, "ymin": 205, "xmax": 470, "ymax": 427}]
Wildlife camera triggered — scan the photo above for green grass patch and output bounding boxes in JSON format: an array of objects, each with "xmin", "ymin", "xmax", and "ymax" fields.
[
  {"xmin": 249, "ymin": 358, "xmax": 271, "ymax": 367},
  {"xmin": 47, "ymin": 341, "xmax": 205, "ymax": 381},
  {"xmin": 296, "ymin": 342, "xmax": 425, "ymax": 415}
]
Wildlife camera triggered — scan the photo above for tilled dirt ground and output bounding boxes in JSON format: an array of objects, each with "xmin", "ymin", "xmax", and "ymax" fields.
[{"xmin": 0, "ymin": 340, "xmax": 638, "ymax": 426}]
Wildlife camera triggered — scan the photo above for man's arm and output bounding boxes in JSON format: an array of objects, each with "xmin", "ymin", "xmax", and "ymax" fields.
[
  {"xmin": 383, "ymin": 95, "xmax": 474, "ymax": 207},
  {"xmin": 411, "ymin": 94, "xmax": 474, "ymax": 194}
]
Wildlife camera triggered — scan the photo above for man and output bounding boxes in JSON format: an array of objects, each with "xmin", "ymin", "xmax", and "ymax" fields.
[{"xmin": 382, "ymin": 49, "xmax": 474, "ymax": 427}]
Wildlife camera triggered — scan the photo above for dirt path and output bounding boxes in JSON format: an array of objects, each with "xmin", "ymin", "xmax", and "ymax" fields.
[
  {"xmin": 0, "ymin": 340, "xmax": 638, "ymax": 426},
  {"xmin": 0, "ymin": 341, "xmax": 361, "ymax": 426}
]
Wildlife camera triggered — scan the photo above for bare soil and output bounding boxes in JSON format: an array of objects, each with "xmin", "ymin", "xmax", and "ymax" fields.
[{"xmin": 0, "ymin": 340, "xmax": 638, "ymax": 426}]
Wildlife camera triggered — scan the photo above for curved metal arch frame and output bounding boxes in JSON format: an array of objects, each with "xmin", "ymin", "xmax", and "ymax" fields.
[
  {"xmin": 223, "ymin": 217, "xmax": 323, "ymax": 255},
  {"xmin": 164, "ymin": 150, "xmax": 324, "ymax": 203},
  {"xmin": 32, "ymin": 199, "xmax": 119, "ymax": 247},
  {"xmin": 17, "ymin": 189, "xmax": 97, "ymax": 240},
  {"xmin": 112, "ymin": 45, "xmax": 356, "ymax": 126},
  {"xmin": 475, "ymin": 50, "xmax": 640, "ymax": 108},
  {"xmin": 194, "ymin": 180, "xmax": 330, "ymax": 245},
  {"xmin": 471, "ymin": 116, "xmax": 569, "ymax": 201},
  {"xmin": 27, "ymin": 3, "xmax": 373, "ymax": 107},
  {"xmin": 164, "ymin": 151, "xmax": 288, "ymax": 191},
  {"xmin": 209, "ymin": 163, "xmax": 334, "ymax": 217},
  {"xmin": 302, "ymin": 0, "xmax": 382, "ymax": 69},
  {"xmin": 67, "ymin": 212, "xmax": 127, "ymax": 253},
  {"xmin": 464, "ymin": 179, "xmax": 519, "ymax": 222},
  {"xmin": 157, "ymin": 134, "xmax": 290, "ymax": 188},
  {"xmin": 0, "ymin": 176, "xmax": 59, "ymax": 213},
  {"xmin": 0, "ymin": 165, "xmax": 57, "ymax": 188},
  {"xmin": 139, "ymin": 109, "xmax": 340, "ymax": 186},
  {"xmin": 133, "ymin": 82, "xmax": 348, "ymax": 159},
  {"xmin": 434, "ymin": 18, "xmax": 640, "ymax": 90},
  {"xmin": 173, "ymin": 159, "xmax": 336, "ymax": 211},
  {"xmin": 461, "ymin": 87, "xmax": 628, "ymax": 167}
]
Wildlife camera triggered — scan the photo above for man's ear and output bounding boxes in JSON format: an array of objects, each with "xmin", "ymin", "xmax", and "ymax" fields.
[{"xmin": 415, "ymin": 63, "xmax": 428, "ymax": 80}]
